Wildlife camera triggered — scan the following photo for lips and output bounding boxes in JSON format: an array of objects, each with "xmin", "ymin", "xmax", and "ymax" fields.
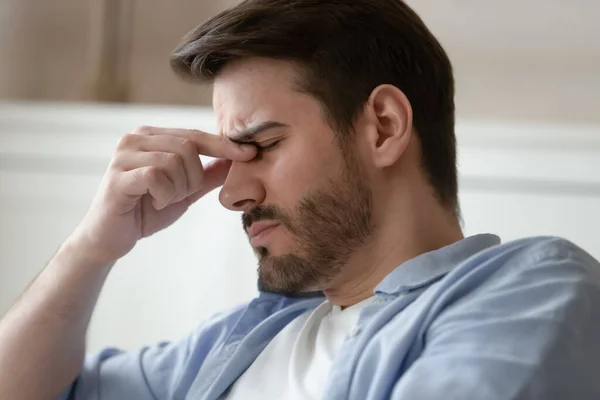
[{"xmin": 247, "ymin": 221, "xmax": 280, "ymax": 238}]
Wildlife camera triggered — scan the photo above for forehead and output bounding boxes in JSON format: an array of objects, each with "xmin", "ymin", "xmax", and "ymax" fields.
[{"xmin": 212, "ymin": 58, "xmax": 320, "ymax": 137}]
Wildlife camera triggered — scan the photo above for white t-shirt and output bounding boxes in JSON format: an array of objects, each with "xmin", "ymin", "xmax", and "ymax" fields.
[{"xmin": 225, "ymin": 296, "xmax": 374, "ymax": 400}]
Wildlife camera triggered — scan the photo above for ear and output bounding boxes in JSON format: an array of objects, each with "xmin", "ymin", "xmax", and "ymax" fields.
[{"xmin": 362, "ymin": 84, "xmax": 412, "ymax": 169}]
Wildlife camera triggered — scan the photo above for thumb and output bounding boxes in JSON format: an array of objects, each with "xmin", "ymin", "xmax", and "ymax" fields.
[{"xmin": 185, "ymin": 158, "xmax": 232, "ymax": 205}]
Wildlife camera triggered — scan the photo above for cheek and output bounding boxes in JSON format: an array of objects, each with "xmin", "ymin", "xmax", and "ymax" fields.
[
  {"xmin": 265, "ymin": 157, "xmax": 310, "ymax": 206},
  {"xmin": 266, "ymin": 144, "xmax": 339, "ymax": 203}
]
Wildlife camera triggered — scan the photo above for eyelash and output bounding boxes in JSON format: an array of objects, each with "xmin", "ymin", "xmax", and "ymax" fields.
[{"xmin": 255, "ymin": 141, "xmax": 280, "ymax": 153}]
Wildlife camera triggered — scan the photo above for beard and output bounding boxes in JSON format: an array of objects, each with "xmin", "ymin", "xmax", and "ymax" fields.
[{"xmin": 242, "ymin": 151, "xmax": 373, "ymax": 294}]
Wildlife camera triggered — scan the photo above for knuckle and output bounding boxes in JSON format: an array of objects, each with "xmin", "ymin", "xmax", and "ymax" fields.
[
  {"xmin": 109, "ymin": 152, "xmax": 128, "ymax": 169},
  {"xmin": 180, "ymin": 138, "xmax": 197, "ymax": 155},
  {"xmin": 188, "ymin": 129, "xmax": 205, "ymax": 137},
  {"xmin": 164, "ymin": 153, "xmax": 183, "ymax": 169},
  {"xmin": 108, "ymin": 156, "xmax": 121, "ymax": 170},
  {"xmin": 133, "ymin": 125, "xmax": 152, "ymax": 135},
  {"xmin": 116, "ymin": 133, "xmax": 137, "ymax": 150},
  {"xmin": 142, "ymin": 166, "xmax": 161, "ymax": 183}
]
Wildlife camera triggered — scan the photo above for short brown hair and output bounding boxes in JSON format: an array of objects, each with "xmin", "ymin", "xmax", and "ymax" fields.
[{"xmin": 171, "ymin": 0, "xmax": 457, "ymax": 211}]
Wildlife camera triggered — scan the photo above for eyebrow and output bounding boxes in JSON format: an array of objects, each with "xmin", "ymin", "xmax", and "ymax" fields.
[{"xmin": 229, "ymin": 121, "xmax": 288, "ymax": 143}]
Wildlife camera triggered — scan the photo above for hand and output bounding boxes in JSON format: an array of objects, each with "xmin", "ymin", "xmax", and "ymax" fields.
[{"xmin": 68, "ymin": 126, "xmax": 256, "ymax": 265}]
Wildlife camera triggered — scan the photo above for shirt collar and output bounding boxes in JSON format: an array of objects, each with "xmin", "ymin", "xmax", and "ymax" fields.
[{"xmin": 374, "ymin": 234, "xmax": 501, "ymax": 296}]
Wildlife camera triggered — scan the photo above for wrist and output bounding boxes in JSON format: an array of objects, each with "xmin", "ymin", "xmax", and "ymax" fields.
[{"xmin": 58, "ymin": 232, "xmax": 117, "ymax": 271}]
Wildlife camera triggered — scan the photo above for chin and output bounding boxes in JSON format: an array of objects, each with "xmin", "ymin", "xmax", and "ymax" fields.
[{"xmin": 255, "ymin": 251, "xmax": 330, "ymax": 294}]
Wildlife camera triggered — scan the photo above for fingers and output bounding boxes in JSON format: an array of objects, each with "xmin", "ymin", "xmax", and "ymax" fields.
[
  {"xmin": 115, "ymin": 151, "xmax": 188, "ymax": 204},
  {"xmin": 116, "ymin": 167, "xmax": 175, "ymax": 210},
  {"xmin": 110, "ymin": 126, "xmax": 248, "ymax": 210},
  {"xmin": 132, "ymin": 126, "xmax": 256, "ymax": 161},
  {"xmin": 114, "ymin": 157, "xmax": 232, "ymax": 210},
  {"xmin": 120, "ymin": 134, "xmax": 204, "ymax": 195},
  {"xmin": 184, "ymin": 158, "xmax": 232, "ymax": 205}
]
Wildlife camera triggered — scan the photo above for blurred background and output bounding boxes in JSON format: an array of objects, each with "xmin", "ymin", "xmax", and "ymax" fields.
[{"xmin": 0, "ymin": 0, "xmax": 599, "ymax": 352}]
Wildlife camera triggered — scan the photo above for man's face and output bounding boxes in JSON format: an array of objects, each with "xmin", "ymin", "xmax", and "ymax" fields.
[{"xmin": 214, "ymin": 57, "xmax": 373, "ymax": 294}]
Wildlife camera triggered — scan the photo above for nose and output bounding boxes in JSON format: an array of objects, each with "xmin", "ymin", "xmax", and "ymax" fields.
[{"xmin": 219, "ymin": 160, "xmax": 266, "ymax": 212}]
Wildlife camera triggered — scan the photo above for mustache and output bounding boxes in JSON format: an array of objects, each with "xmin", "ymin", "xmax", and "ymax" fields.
[{"xmin": 242, "ymin": 205, "xmax": 286, "ymax": 231}]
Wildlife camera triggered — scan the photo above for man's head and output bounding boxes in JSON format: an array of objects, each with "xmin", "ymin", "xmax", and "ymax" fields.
[{"xmin": 171, "ymin": 0, "xmax": 457, "ymax": 294}]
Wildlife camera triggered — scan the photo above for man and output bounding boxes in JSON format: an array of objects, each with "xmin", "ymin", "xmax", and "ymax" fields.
[{"xmin": 1, "ymin": 0, "xmax": 599, "ymax": 399}]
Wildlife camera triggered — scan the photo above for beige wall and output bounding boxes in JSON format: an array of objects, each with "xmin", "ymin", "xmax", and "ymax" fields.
[
  {"xmin": 126, "ymin": 0, "xmax": 240, "ymax": 105},
  {"xmin": 0, "ymin": 0, "xmax": 92, "ymax": 101},
  {"xmin": 1, "ymin": 0, "xmax": 599, "ymax": 124},
  {"xmin": 0, "ymin": 0, "xmax": 240, "ymax": 105}
]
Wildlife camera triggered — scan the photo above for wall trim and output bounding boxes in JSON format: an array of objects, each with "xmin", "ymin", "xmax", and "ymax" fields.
[{"xmin": 1, "ymin": 101, "xmax": 600, "ymax": 192}]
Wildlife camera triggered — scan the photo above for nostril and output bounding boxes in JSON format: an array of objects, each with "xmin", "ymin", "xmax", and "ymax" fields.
[{"xmin": 233, "ymin": 199, "xmax": 253, "ymax": 210}]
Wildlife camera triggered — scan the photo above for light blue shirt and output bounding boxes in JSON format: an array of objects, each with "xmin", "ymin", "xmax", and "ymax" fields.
[{"xmin": 60, "ymin": 235, "xmax": 600, "ymax": 399}]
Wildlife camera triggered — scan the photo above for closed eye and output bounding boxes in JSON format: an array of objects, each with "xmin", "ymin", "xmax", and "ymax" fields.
[
  {"xmin": 231, "ymin": 138, "xmax": 283, "ymax": 160},
  {"xmin": 255, "ymin": 141, "xmax": 280, "ymax": 152}
]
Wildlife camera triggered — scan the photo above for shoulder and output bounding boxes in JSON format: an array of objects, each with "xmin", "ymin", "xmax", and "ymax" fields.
[
  {"xmin": 422, "ymin": 237, "xmax": 600, "ymax": 397},
  {"xmin": 431, "ymin": 236, "xmax": 600, "ymax": 329},
  {"xmin": 436, "ymin": 236, "xmax": 600, "ymax": 328},
  {"xmin": 498, "ymin": 235, "xmax": 597, "ymax": 264},
  {"xmin": 394, "ymin": 237, "xmax": 600, "ymax": 398},
  {"xmin": 458, "ymin": 235, "xmax": 600, "ymax": 286}
]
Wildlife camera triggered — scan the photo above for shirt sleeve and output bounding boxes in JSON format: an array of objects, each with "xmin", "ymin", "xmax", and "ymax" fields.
[
  {"xmin": 54, "ymin": 339, "xmax": 192, "ymax": 400},
  {"xmin": 55, "ymin": 305, "xmax": 246, "ymax": 400},
  {"xmin": 391, "ymin": 238, "xmax": 600, "ymax": 400}
]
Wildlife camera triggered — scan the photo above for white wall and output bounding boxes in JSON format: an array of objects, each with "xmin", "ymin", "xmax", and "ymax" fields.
[{"xmin": 1, "ymin": 101, "xmax": 599, "ymax": 353}]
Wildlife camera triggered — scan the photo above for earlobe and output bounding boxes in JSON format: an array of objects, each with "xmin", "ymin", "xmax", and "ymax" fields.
[{"xmin": 367, "ymin": 84, "xmax": 413, "ymax": 168}]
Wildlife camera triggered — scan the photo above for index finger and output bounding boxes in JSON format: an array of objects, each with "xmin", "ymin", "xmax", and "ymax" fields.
[{"xmin": 134, "ymin": 126, "xmax": 256, "ymax": 161}]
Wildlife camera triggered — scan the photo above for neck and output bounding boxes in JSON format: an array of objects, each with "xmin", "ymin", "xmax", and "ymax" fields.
[{"xmin": 322, "ymin": 189, "xmax": 463, "ymax": 307}]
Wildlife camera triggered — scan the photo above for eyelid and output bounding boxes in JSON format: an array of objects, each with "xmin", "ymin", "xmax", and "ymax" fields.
[
  {"xmin": 255, "ymin": 139, "xmax": 281, "ymax": 153},
  {"xmin": 256, "ymin": 137, "xmax": 281, "ymax": 147},
  {"xmin": 259, "ymin": 140, "xmax": 277, "ymax": 147}
]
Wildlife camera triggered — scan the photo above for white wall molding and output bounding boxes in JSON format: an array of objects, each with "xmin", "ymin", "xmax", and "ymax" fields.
[{"xmin": 1, "ymin": 101, "xmax": 600, "ymax": 192}]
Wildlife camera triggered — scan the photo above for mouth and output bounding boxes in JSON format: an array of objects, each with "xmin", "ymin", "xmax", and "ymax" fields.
[{"xmin": 247, "ymin": 221, "xmax": 281, "ymax": 248}]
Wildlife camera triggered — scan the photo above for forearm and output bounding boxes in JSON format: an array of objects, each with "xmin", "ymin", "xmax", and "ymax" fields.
[
  {"xmin": 0, "ymin": 126, "xmax": 236, "ymax": 400},
  {"xmin": 0, "ymin": 236, "xmax": 114, "ymax": 400}
]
